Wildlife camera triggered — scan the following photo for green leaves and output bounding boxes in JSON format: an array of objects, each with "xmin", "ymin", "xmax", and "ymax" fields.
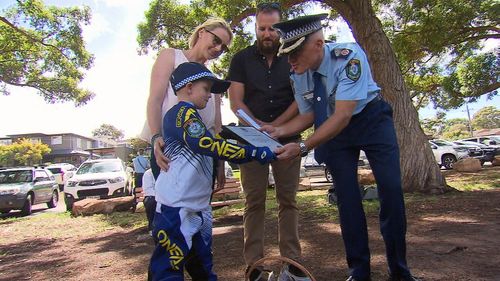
[
  {"xmin": 0, "ymin": 138, "xmax": 51, "ymax": 166},
  {"xmin": 380, "ymin": 0, "xmax": 499, "ymax": 110},
  {"xmin": 0, "ymin": 0, "xmax": 94, "ymax": 106},
  {"xmin": 92, "ymin": 124, "xmax": 124, "ymax": 141}
]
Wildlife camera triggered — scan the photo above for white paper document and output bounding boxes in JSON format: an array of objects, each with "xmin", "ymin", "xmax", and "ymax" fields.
[
  {"xmin": 223, "ymin": 125, "xmax": 282, "ymax": 151},
  {"xmin": 236, "ymin": 109, "xmax": 261, "ymax": 129}
]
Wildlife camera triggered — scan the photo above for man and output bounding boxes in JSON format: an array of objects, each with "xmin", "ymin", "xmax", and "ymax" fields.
[
  {"xmin": 263, "ymin": 13, "xmax": 420, "ymax": 281},
  {"xmin": 227, "ymin": 3, "xmax": 308, "ymax": 281},
  {"xmin": 132, "ymin": 149, "xmax": 150, "ymax": 188},
  {"xmin": 141, "ymin": 168, "xmax": 156, "ymax": 233}
]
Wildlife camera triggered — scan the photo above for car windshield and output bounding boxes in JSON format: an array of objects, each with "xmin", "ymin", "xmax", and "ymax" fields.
[
  {"xmin": 47, "ymin": 168, "xmax": 62, "ymax": 174},
  {"xmin": 0, "ymin": 170, "xmax": 33, "ymax": 184},
  {"xmin": 76, "ymin": 162, "xmax": 122, "ymax": 174},
  {"xmin": 489, "ymin": 136, "xmax": 500, "ymax": 143},
  {"xmin": 432, "ymin": 140, "xmax": 454, "ymax": 146}
]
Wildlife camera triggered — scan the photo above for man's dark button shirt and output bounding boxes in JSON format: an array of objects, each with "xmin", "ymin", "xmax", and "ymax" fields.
[{"xmin": 227, "ymin": 44, "xmax": 299, "ymax": 141}]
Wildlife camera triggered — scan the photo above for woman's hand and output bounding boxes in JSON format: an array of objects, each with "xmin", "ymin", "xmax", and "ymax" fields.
[{"xmin": 154, "ymin": 137, "xmax": 171, "ymax": 171}]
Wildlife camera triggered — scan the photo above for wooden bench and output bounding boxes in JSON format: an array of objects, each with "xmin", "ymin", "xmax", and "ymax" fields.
[
  {"xmin": 133, "ymin": 177, "xmax": 243, "ymax": 210},
  {"xmin": 211, "ymin": 177, "xmax": 244, "ymax": 207}
]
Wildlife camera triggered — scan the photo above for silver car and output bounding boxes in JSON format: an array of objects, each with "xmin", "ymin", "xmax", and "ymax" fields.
[{"xmin": 0, "ymin": 167, "xmax": 59, "ymax": 216}]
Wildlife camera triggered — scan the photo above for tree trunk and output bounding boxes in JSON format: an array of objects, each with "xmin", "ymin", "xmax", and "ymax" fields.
[{"xmin": 325, "ymin": 0, "xmax": 448, "ymax": 193}]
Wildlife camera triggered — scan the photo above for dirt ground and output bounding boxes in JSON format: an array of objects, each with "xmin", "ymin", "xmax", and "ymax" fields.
[{"xmin": 1, "ymin": 166, "xmax": 499, "ymax": 281}]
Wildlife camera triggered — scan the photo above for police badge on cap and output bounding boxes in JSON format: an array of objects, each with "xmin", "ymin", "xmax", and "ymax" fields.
[{"xmin": 272, "ymin": 13, "xmax": 328, "ymax": 56}]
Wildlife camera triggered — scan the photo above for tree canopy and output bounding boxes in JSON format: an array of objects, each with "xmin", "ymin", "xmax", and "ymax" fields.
[
  {"xmin": 92, "ymin": 124, "xmax": 124, "ymax": 141},
  {"xmin": 420, "ymin": 106, "xmax": 499, "ymax": 139},
  {"xmin": 471, "ymin": 105, "xmax": 500, "ymax": 129},
  {"xmin": 0, "ymin": 0, "xmax": 95, "ymax": 106},
  {"xmin": 0, "ymin": 138, "xmax": 51, "ymax": 166},
  {"xmin": 380, "ymin": 0, "xmax": 499, "ymax": 110}
]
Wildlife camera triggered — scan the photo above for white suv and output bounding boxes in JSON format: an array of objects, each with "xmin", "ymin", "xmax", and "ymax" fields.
[
  {"xmin": 46, "ymin": 163, "xmax": 77, "ymax": 190},
  {"xmin": 429, "ymin": 140, "xmax": 469, "ymax": 169},
  {"xmin": 64, "ymin": 158, "xmax": 132, "ymax": 211}
]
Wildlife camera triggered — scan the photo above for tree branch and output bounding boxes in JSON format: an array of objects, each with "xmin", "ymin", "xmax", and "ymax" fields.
[{"xmin": 0, "ymin": 16, "xmax": 71, "ymax": 61}]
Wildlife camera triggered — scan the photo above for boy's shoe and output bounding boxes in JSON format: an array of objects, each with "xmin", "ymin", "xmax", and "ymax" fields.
[
  {"xmin": 346, "ymin": 276, "xmax": 371, "ymax": 281},
  {"xmin": 277, "ymin": 265, "xmax": 311, "ymax": 281}
]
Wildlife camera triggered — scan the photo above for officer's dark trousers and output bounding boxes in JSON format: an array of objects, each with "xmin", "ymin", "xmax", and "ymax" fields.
[{"xmin": 323, "ymin": 100, "xmax": 411, "ymax": 280}]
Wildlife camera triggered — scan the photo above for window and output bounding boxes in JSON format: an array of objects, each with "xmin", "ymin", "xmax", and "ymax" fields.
[
  {"xmin": 30, "ymin": 137, "xmax": 41, "ymax": 144},
  {"xmin": 34, "ymin": 170, "xmax": 49, "ymax": 181},
  {"xmin": 0, "ymin": 139, "xmax": 12, "ymax": 145},
  {"xmin": 76, "ymin": 138, "xmax": 82, "ymax": 149},
  {"xmin": 51, "ymin": 136, "xmax": 63, "ymax": 145}
]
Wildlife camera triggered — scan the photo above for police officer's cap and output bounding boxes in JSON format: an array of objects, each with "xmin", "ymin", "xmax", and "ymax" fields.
[
  {"xmin": 170, "ymin": 62, "xmax": 230, "ymax": 95},
  {"xmin": 273, "ymin": 13, "xmax": 328, "ymax": 56}
]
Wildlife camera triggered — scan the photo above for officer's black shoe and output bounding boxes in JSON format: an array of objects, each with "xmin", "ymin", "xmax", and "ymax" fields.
[
  {"xmin": 387, "ymin": 275, "xmax": 422, "ymax": 281},
  {"xmin": 346, "ymin": 276, "xmax": 371, "ymax": 281}
]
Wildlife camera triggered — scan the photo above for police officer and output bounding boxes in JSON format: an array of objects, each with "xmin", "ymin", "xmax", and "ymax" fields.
[{"xmin": 261, "ymin": 13, "xmax": 420, "ymax": 281}]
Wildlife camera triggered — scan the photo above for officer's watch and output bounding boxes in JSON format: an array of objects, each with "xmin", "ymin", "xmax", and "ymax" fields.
[{"xmin": 298, "ymin": 142, "xmax": 309, "ymax": 157}]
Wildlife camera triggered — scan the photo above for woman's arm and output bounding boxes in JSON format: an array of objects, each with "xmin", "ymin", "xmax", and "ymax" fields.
[{"xmin": 147, "ymin": 48, "xmax": 175, "ymax": 171}]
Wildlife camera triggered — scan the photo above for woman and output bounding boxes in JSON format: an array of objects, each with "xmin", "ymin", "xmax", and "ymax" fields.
[{"xmin": 143, "ymin": 17, "xmax": 232, "ymax": 187}]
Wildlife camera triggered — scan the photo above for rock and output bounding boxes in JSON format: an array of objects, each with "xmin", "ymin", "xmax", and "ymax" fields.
[
  {"xmin": 358, "ymin": 169, "xmax": 376, "ymax": 185},
  {"xmin": 298, "ymin": 177, "xmax": 311, "ymax": 191},
  {"xmin": 492, "ymin": 156, "xmax": 500, "ymax": 166},
  {"xmin": 453, "ymin": 158, "xmax": 482, "ymax": 172},
  {"xmin": 72, "ymin": 196, "xmax": 135, "ymax": 216}
]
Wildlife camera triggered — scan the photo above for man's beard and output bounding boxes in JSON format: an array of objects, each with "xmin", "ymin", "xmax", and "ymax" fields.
[{"xmin": 257, "ymin": 38, "xmax": 279, "ymax": 55}]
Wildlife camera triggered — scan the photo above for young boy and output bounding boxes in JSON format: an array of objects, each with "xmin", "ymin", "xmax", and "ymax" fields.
[{"xmin": 149, "ymin": 62, "xmax": 276, "ymax": 281}]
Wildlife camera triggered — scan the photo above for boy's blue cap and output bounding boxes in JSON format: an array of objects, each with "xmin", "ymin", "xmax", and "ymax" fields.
[
  {"xmin": 170, "ymin": 62, "xmax": 230, "ymax": 95},
  {"xmin": 273, "ymin": 13, "xmax": 328, "ymax": 56}
]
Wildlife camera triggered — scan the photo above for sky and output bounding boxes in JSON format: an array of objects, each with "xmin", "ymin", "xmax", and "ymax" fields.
[{"xmin": 0, "ymin": 1, "xmax": 498, "ymax": 139}]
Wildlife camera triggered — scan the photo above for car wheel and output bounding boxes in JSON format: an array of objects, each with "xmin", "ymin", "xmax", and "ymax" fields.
[
  {"xmin": 442, "ymin": 154, "xmax": 457, "ymax": 170},
  {"xmin": 47, "ymin": 190, "xmax": 59, "ymax": 209},
  {"xmin": 20, "ymin": 194, "xmax": 33, "ymax": 216},
  {"xmin": 325, "ymin": 168, "xmax": 334, "ymax": 183},
  {"xmin": 65, "ymin": 197, "xmax": 74, "ymax": 212}
]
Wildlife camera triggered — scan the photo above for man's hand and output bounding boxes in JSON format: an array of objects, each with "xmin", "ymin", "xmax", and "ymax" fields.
[
  {"xmin": 215, "ymin": 160, "xmax": 226, "ymax": 190},
  {"xmin": 260, "ymin": 124, "xmax": 283, "ymax": 140},
  {"xmin": 153, "ymin": 137, "xmax": 170, "ymax": 171},
  {"xmin": 252, "ymin": 147, "xmax": 276, "ymax": 164},
  {"xmin": 274, "ymin": 143, "xmax": 300, "ymax": 161}
]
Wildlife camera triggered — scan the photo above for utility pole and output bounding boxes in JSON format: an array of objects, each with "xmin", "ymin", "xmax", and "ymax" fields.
[{"xmin": 465, "ymin": 101, "xmax": 474, "ymax": 137}]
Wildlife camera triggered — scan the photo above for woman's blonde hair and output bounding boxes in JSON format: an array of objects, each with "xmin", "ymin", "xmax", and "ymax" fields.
[{"xmin": 189, "ymin": 17, "xmax": 233, "ymax": 49}]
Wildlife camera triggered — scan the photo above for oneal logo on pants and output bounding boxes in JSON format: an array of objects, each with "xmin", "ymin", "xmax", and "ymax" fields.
[
  {"xmin": 199, "ymin": 137, "xmax": 245, "ymax": 159},
  {"xmin": 157, "ymin": 230, "xmax": 184, "ymax": 270}
]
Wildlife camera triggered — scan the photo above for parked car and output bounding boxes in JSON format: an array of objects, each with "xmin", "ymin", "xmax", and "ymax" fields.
[
  {"xmin": 64, "ymin": 158, "xmax": 132, "ymax": 211},
  {"xmin": 0, "ymin": 167, "xmax": 59, "ymax": 216},
  {"xmin": 302, "ymin": 150, "xmax": 368, "ymax": 183},
  {"xmin": 428, "ymin": 140, "xmax": 469, "ymax": 169},
  {"xmin": 459, "ymin": 136, "xmax": 500, "ymax": 153},
  {"xmin": 432, "ymin": 139, "xmax": 484, "ymax": 161},
  {"xmin": 453, "ymin": 140, "xmax": 497, "ymax": 164},
  {"xmin": 46, "ymin": 163, "xmax": 77, "ymax": 191}
]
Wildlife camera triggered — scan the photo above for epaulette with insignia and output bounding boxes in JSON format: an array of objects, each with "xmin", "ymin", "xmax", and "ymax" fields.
[{"xmin": 332, "ymin": 48, "xmax": 352, "ymax": 58}]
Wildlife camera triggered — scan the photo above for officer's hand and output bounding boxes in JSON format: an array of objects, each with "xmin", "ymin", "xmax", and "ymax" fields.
[
  {"xmin": 274, "ymin": 143, "xmax": 300, "ymax": 161},
  {"xmin": 252, "ymin": 147, "xmax": 276, "ymax": 164},
  {"xmin": 154, "ymin": 137, "xmax": 171, "ymax": 171},
  {"xmin": 260, "ymin": 125, "xmax": 282, "ymax": 140}
]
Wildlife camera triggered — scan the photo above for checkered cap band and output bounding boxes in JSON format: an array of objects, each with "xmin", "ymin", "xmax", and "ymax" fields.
[
  {"xmin": 281, "ymin": 21, "xmax": 323, "ymax": 42},
  {"xmin": 173, "ymin": 72, "xmax": 216, "ymax": 91}
]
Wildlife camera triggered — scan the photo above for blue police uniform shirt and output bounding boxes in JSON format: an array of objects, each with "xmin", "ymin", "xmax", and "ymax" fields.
[
  {"xmin": 291, "ymin": 42, "xmax": 381, "ymax": 116},
  {"xmin": 155, "ymin": 101, "xmax": 255, "ymax": 211}
]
